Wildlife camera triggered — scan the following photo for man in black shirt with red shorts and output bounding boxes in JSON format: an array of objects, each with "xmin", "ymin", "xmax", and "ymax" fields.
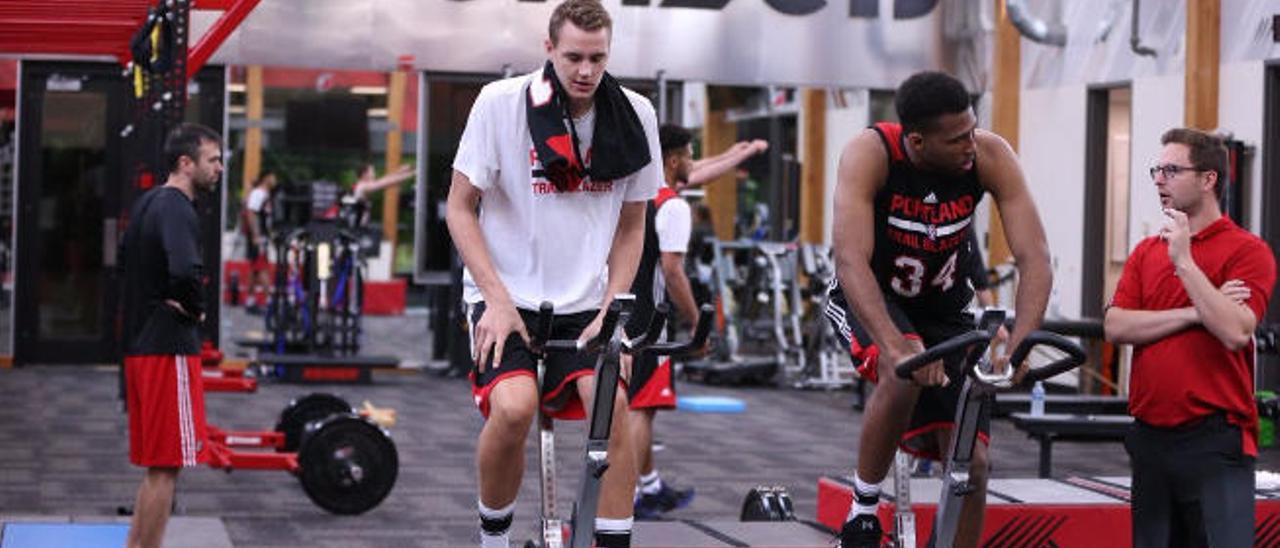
[
  {"xmin": 826, "ymin": 72, "xmax": 1052, "ymax": 548},
  {"xmin": 120, "ymin": 123, "xmax": 223, "ymax": 548}
]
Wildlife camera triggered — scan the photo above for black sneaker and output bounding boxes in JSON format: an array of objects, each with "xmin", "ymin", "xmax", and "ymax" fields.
[
  {"xmin": 654, "ymin": 482, "xmax": 694, "ymax": 511},
  {"xmin": 839, "ymin": 514, "xmax": 883, "ymax": 548},
  {"xmin": 633, "ymin": 492, "xmax": 665, "ymax": 520},
  {"xmin": 634, "ymin": 483, "xmax": 695, "ymax": 520}
]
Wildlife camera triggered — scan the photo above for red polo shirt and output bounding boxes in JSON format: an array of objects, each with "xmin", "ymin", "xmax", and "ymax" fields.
[{"xmin": 1110, "ymin": 216, "xmax": 1275, "ymax": 456}]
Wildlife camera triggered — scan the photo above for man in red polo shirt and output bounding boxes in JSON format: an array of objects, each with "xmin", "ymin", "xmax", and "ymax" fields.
[{"xmin": 1105, "ymin": 127, "xmax": 1276, "ymax": 548}]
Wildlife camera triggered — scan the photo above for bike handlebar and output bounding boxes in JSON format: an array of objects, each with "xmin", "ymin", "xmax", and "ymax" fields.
[
  {"xmin": 529, "ymin": 301, "xmax": 714, "ymax": 360},
  {"xmin": 624, "ymin": 303, "xmax": 669, "ymax": 351},
  {"xmin": 530, "ymin": 300, "xmax": 623, "ymax": 354},
  {"xmin": 1010, "ymin": 330, "xmax": 1088, "ymax": 383},
  {"xmin": 893, "ymin": 328, "xmax": 1086, "ymax": 386},
  {"xmin": 639, "ymin": 304, "xmax": 714, "ymax": 359},
  {"xmin": 893, "ymin": 331, "xmax": 991, "ymax": 380}
]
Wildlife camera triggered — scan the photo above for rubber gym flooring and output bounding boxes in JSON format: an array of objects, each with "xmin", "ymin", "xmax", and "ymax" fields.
[{"xmin": 0, "ymin": 307, "xmax": 1274, "ymax": 547}]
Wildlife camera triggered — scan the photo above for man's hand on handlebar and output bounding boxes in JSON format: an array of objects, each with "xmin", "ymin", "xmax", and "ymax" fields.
[
  {"xmin": 473, "ymin": 301, "xmax": 529, "ymax": 373},
  {"xmin": 988, "ymin": 325, "xmax": 1025, "ymax": 383},
  {"xmin": 889, "ymin": 340, "xmax": 947, "ymax": 387},
  {"xmin": 683, "ymin": 325, "xmax": 711, "ymax": 359},
  {"xmin": 911, "ymin": 359, "xmax": 949, "ymax": 387},
  {"xmin": 990, "ymin": 353, "xmax": 1029, "ymax": 386}
]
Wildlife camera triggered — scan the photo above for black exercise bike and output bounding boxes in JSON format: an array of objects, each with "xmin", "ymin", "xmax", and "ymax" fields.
[
  {"xmin": 525, "ymin": 295, "xmax": 712, "ymax": 548},
  {"xmin": 888, "ymin": 309, "xmax": 1086, "ymax": 547}
]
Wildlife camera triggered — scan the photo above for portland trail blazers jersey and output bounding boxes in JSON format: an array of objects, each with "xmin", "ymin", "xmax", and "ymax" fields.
[{"xmin": 868, "ymin": 122, "xmax": 984, "ymax": 313}]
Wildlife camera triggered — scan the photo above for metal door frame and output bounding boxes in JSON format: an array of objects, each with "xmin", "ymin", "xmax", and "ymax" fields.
[{"xmin": 15, "ymin": 61, "xmax": 127, "ymax": 364}]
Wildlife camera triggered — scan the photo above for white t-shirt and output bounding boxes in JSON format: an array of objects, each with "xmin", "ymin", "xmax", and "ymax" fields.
[
  {"xmin": 246, "ymin": 187, "xmax": 269, "ymax": 213},
  {"xmin": 651, "ymin": 193, "xmax": 692, "ymax": 301},
  {"xmin": 453, "ymin": 70, "xmax": 663, "ymax": 313}
]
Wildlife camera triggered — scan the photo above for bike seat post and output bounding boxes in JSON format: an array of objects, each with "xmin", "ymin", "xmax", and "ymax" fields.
[
  {"xmin": 932, "ymin": 312, "xmax": 1005, "ymax": 548},
  {"xmin": 531, "ymin": 302, "xmax": 562, "ymax": 548},
  {"xmin": 568, "ymin": 296, "xmax": 632, "ymax": 548}
]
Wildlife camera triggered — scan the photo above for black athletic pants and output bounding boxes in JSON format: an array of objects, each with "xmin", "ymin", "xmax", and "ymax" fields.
[{"xmin": 1125, "ymin": 413, "xmax": 1255, "ymax": 548}]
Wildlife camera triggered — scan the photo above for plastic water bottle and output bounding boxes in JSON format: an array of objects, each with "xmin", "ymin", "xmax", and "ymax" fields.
[{"xmin": 1030, "ymin": 381, "xmax": 1046, "ymax": 417}]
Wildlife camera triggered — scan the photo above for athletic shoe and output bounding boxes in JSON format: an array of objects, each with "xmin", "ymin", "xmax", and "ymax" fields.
[
  {"xmin": 633, "ymin": 483, "xmax": 695, "ymax": 520},
  {"xmin": 839, "ymin": 514, "xmax": 883, "ymax": 547}
]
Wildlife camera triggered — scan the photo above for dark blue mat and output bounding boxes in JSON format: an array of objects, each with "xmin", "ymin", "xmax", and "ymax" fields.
[{"xmin": 1, "ymin": 523, "xmax": 128, "ymax": 548}]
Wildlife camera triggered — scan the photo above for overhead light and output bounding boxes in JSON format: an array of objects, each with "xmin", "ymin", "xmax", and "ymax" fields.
[
  {"xmin": 351, "ymin": 86, "xmax": 388, "ymax": 95},
  {"xmin": 227, "ymin": 83, "xmax": 246, "ymax": 93},
  {"xmin": 228, "ymin": 105, "xmax": 246, "ymax": 114},
  {"xmin": 367, "ymin": 108, "xmax": 389, "ymax": 117}
]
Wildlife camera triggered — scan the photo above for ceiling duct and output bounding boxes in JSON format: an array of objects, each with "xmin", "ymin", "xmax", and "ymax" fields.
[
  {"xmin": 1006, "ymin": 0, "xmax": 1067, "ymax": 46},
  {"xmin": 1129, "ymin": 0, "xmax": 1157, "ymax": 57}
]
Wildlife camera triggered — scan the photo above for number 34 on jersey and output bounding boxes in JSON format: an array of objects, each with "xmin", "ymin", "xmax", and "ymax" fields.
[{"xmin": 890, "ymin": 251, "xmax": 958, "ymax": 298}]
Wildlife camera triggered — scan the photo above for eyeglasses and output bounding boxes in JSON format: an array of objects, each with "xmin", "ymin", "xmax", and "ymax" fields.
[{"xmin": 1148, "ymin": 164, "xmax": 1202, "ymax": 180}]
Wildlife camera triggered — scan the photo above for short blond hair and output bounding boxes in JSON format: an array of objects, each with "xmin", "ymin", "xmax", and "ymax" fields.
[{"xmin": 548, "ymin": 0, "xmax": 612, "ymax": 45}]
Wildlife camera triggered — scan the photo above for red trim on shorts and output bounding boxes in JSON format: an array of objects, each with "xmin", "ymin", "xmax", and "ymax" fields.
[
  {"xmin": 469, "ymin": 369, "xmax": 535, "ymax": 419},
  {"xmin": 855, "ymin": 333, "xmax": 922, "ymax": 384},
  {"xmin": 543, "ymin": 369, "xmax": 595, "ymax": 420},
  {"xmin": 854, "ymin": 343, "xmax": 880, "ymax": 383},
  {"xmin": 899, "ymin": 421, "xmax": 991, "ymax": 461},
  {"xmin": 470, "ymin": 368, "xmax": 602, "ymax": 421},
  {"xmin": 630, "ymin": 358, "xmax": 677, "ymax": 410}
]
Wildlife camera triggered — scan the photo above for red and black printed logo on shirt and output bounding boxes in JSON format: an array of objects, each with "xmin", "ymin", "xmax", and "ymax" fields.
[
  {"xmin": 885, "ymin": 191, "xmax": 975, "ymax": 253},
  {"xmin": 529, "ymin": 142, "xmax": 614, "ymax": 195}
]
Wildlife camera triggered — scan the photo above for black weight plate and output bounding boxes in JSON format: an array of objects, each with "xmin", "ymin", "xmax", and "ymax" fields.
[
  {"xmin": 297, "ymin": 414, "xmax": 399, "ymax": 515},
  {"xmin": 274, "ymin": 393, "xmax": 353, "ymax": 452}
]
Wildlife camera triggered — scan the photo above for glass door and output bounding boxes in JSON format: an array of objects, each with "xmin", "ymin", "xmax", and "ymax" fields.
[{"xmin": 15, "ymin": 62, "xmax": 125, "ymax": 364}]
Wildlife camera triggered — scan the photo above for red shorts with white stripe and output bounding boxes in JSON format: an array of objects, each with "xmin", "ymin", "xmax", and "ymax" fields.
[
  {"xmin": 628, "ymin": 353, "xmax": 677, "ymax": 410},
  {"xmin": 125, "ymin": 354, "xmax": 210, "ymax": 468}
]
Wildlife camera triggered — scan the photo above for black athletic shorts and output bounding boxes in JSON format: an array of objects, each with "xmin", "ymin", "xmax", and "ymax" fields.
[
  {"xmin": 825, "ymin": 284, "xmax": 990, "ymax": 460},
  {"xmin": 627, "ymin": 351, "xmax": 677, "ymax": 410},
  {"xmin": 623, "ymin": 300, "xmax": 679, "ymax": 411},
  {"xmin": 466, "ymin": 301, "xmax": 600, "ymax": 421}
]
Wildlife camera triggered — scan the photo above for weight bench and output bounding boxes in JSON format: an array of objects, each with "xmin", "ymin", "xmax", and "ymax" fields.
[
  {"xmin": 994, "ymin": 393, "xmax": 1128, "ymax": 417},
  {"xmin": 1007, "ymin": 412, "xmax": 1133, "ymax": 478},
  {"xmin": 253, "ymin": 353, "xmax": 399, "ymax": 384},
  {"xmin": 236, "ymin": 337, "xmax": 311, "ymax": 355}
]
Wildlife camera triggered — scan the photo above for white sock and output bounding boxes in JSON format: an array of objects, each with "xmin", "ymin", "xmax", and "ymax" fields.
[
  {"xmin": 595, "ymin": 516, "xmax": 634, "ymax": 534},
  {"xmin": 848, "ymin": 474, "xmax": 881, "ymax": 519},
  {"xmin": 480, "ymin": 532, "xmax": 508, "ymax": 548},
  {"xmin": 479, "ymin": 499, "xmax": 514, "ymax": 547},
  {"xmin": 639, "ymin": 470, "xmax": 663, "ymax": 495}
]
